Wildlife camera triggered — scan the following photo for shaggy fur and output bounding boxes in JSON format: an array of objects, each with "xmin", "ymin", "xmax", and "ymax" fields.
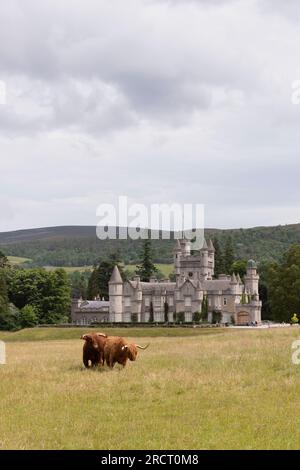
[
  {"xmin": 81, "ymin": 332, "xmax": 107, "ymax": 368},
  {"xmin": 104, "ymin": 336, "xmax": 149, "ymax": 368}
]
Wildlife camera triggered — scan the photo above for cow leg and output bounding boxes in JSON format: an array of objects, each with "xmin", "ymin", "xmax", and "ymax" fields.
[{"xmin": 83, "ymin": 355, "xmax": 90, "ymax": 369}]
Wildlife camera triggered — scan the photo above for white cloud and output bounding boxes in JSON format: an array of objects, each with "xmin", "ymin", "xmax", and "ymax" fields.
[{"xmin": 0, "ymin": 0, "xmax": 300, "ymax": 231}]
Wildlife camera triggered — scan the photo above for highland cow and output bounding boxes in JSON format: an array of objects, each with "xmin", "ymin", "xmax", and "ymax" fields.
[
  {"xmin": 104, "ymin": 336, "xmax": 149, "ymax": 368},
  {"xmin": 81, "ymin": 332, "xmax": 107, "ymax": 368}
]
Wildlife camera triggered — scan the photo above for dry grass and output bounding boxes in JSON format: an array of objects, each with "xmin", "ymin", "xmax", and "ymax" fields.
[{"xmin": 1, "ymin": 328, "xmax": 300, "ymax": 449}]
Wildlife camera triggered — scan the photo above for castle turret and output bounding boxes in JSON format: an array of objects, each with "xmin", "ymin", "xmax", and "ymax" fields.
[
  {"xmin": 180, "ymin": 239, "xmax": 191, "ymax": 257},
  {"xmin": 132, "ymin": 276, "xmax": 142, "ymax": 322},
  {"xmin": 200, "ymin": 238, "xmax": 209, "ymax": 279},
  {"xmin": 230, "ymin": 272, "xmax": 238, "ymax": 294},
  {"xmin": 207, "ymin": 239, "xmax": 215, "ymax": 278},
  {"xmin": 174, "ymin": 239, "xmax": 182, "ymax": 276},
  {"xmin": 244, "ymin": 260, "xmax": 259, "ymax": 296},
  {"xmin": 109, "ymin": 265, "xmax": 123, "ymax": 322}
]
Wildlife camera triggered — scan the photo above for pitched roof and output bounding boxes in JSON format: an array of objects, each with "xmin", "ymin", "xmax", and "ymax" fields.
[
  {"xmin": 203, "ymin": 279, "xmax": 231, "ymax": 292},
  {"xmin": 80, "ymin": 300, "xmax": 109, "ymax": 311},
  {"xmin": 109, "ymin": 265, "xmax": 123, "ymax": 284}
]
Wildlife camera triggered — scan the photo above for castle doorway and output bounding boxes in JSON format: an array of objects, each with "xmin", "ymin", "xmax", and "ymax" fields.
[{"xmin": 237, "ymin": 311, "xmax": 250, "ymax": 325}]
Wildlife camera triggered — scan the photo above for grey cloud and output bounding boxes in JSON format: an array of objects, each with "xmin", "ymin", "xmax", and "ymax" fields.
[{"xmin": 0, "ymin": 0, "xmax": 300, "ymax": 231}]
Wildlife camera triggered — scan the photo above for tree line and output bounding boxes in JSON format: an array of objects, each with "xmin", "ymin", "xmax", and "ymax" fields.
[
  {"xmin": 2, "ymin": 223, "xmax": 300, "ymax": 268},
  {"xmin": 2, "ymin": 238, "xmax": 300, "ymax": 330}
]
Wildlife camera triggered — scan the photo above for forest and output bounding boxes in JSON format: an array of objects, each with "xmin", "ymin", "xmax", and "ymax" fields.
[{"xmin": 1, "ymin": 223, "xmax": 300, "ymax": 267}]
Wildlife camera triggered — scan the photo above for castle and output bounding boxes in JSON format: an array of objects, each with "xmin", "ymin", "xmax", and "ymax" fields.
[{"xmin": 71, "ymin": 238, "xmax": 262, "ymax": 325}]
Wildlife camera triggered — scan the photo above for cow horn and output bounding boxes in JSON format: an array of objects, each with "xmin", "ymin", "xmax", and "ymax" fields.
[
  {"xmin": 97, "ymin": 333, "xmax": 107, "ymax": 338},
  {"xmin": 136, "ymin": 344, "xmax": 150, "ymax": 350}
]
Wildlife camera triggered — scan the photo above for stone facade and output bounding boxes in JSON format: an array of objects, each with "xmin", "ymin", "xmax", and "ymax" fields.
[{"xmin": 71, "ymin": 238, "xmax": 262, "ymax": 325}]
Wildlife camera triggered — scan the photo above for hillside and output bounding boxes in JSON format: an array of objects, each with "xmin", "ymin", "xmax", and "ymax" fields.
[{"xmin": 1, "ymin": 223, "xmax": 300, "ymax": 267}]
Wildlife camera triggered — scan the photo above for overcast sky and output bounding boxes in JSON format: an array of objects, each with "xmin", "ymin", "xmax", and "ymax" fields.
[{"xmin": 1, "ymin": 0, "xmax": 300, "ymax": 232}]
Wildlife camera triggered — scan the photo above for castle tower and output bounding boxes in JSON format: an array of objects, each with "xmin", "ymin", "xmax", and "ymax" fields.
[
  {"xmin": 174, "ymin": 239, "xmax": 182, "ymax": 276},
  {"xmin": 132, "ymin": 276, "xmax": 142, "ymax": 322},
  {"xmin": 180, "ymin": 239, "xmax": 191, "ymax": 257},
  {"xmin": 244, "ymin": 260, "xmax": 259, "ymax": 296},
  {"xmin": 109, "ymin": 265, "xmax": 123, "ymax": 322},
  {"xmin": 230, "ymin": 272, "xmax": 238, "ymax": 294},
  {"xmin": 200, "ymin": 238, "xmax": 209, "ymax": 279},
  {"xmin": 207, "ymin": 238, "xmax": 215, "ymax": 279}
]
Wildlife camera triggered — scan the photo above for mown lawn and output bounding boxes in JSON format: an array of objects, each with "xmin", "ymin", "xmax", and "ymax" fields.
[{"xmin": 0, "ymin": 327, "xmax": 300, "ymax": 449}]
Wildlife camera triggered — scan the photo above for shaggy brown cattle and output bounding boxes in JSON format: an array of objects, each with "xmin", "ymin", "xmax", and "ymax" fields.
[
  {"xmin": 104, "ymin": 336, "xmax": 149, "ymax": 368},
  {"xmin": 81, "ymin": 332, "xmax": 107, "ymax": 368}
]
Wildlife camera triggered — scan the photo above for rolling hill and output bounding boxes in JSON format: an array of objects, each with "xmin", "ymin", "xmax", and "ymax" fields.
[{"xmin": 1, "ymin": 223, "xmax": 300, "ymax": 267}]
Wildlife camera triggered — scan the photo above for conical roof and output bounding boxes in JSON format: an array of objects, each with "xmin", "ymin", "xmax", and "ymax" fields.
[
  {"xmin": 109, "ymin": 265, "xmax": 123, "ymax": 284},
  {"xmin": 231, "ymin": 273, "xmax": 237, "ymax": 284},
  {"xmin": 207, "ymin": 239, "xmax": 215, "ymax": 251},
  {"xmin": 237, "ymin": 273, "xmax": 242, "ymax": 284},
  {"xmin": 200, "ymin": 238, "xmax": 208, "ymax": 251}
]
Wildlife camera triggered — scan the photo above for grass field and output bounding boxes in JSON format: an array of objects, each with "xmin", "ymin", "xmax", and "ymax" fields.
[
  {"xmin": 125, "ymin": 263, "xmax": 174, "ymax": 277},
  {"xmin": 42, "ymin": 263, "xmax": 174, "ymax": 276},
  {"xmin": 43, "ymin": 266, "xmax": 93, "ymax": 273},
  {"xmin": 1, "ymin": 327, "xmax": 300, "ymax": 449},
  {"xmin": 7, "ymin": 256, "xmax": 32, "ymax": 265}
]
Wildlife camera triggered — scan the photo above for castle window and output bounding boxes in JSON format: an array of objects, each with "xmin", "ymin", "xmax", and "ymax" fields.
[
  {"xmin": 145, "ymin": 297, "xmax": 150, "ymax": 307},
  {"xmin": 168, "ymin": 297, "xmax": 174, "ymax": 306},
  {"xmin": 189, "ymin": 272, "xmax": 193, "ymax": 278},
  {"xmin": 125, "ymin": 297, "xmax": 131, "ymax": 307},
  {"xmin": 223, "ymin": 298, "xmax": 227, "ymax": 306},
  {"xmin": 185, "ymin": 297, "xmax": 191, "ymax": 307}
]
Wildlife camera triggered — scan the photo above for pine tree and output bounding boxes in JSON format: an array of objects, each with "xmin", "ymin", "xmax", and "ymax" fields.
[
  {"xmin": 213, "ymin": 237, "xmax": 225, "ymax": 277},
  {"xmin": 200, "ymin": 295, "xmax": 209, "ymax": 320},
  {"xmin": 224, "ymin": 236, "xmax": 235, "ymax": 274},
  {"xmin": 164, "ymin": 302, "xmax": 169, "ymax": 323},
  {"xmin": 136, "ymin": 239, "xmax": 157, "ymax": 282},
  {"xmin": 87, "ymin": 252, "xmax": 124, "ymax": 300},
  {"xmin": 149, "ymin": 301, "xmax": 154, "ymax": 322}
]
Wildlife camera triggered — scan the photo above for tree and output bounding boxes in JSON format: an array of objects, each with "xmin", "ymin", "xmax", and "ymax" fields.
[
  {"xmin": 212, "ymin": 310, "xmax": 222, "ymax": 324},
  {"xmin": 149, "ymin": 301, "xmax": 154, "ymax": 322},
  {"xmin": 87, "ymin": 252, "xmax": 125, "ymax": 300},
  {"xmin": 20, "ymin": 305, "xmax": 38, "ymax": 328},
  {"xmin": 136, "ymin": 239, "xmax": 157, "ymax": 282},
  {"xmin": 224, "ymin": 236, "xmax": 235, "ymax": 274},
  {"xmin": 164, "ymin": 302, "xmax": 169, "ymax": 323},
  {"xmin": 0, "ymin": 304, "xmax": 20, "ymax": 331},
  {"xmin": 0, "ymin": 269, "xmax": 10, "ymax": 329},
  {"xmin": 69, "ymin": 271, "xmax": 90, "ymax": 299},
  {"xmin": 231, "ymin": 259, "xmax": 247, "ymax": 278},
  {"xmin": 268, "ymin": 245, "xmax": 300, "ymax": 322},
  {"xmin": 0, "ymin": 250, "xmax": 9, "ymax": 269},
  {"xmin": 213, "ymin": 237, "xmax": 225, "ymax": 277},
  {"xmin": 193, "ymin": 311, "xmax": 201, "ymax": 323},
  {"xmin": 7, "ymin": 268, "xmax": 71, "ymax": 325},
  {"xmin": 291, "ymin": 313, "xmax": 299, "ymax": 324},
  {"xmin": 176, "ymin": 312, "xmax": 185, "ymax": 323},
  {"xmin": 200, "ymin": 295, "xmax": 209, "ymax": 320}
]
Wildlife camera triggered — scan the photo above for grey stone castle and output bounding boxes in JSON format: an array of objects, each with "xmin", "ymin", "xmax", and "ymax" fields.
[{"xmin": 71, "ymin": 238, "xmax": 262, "ymax": 325}]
